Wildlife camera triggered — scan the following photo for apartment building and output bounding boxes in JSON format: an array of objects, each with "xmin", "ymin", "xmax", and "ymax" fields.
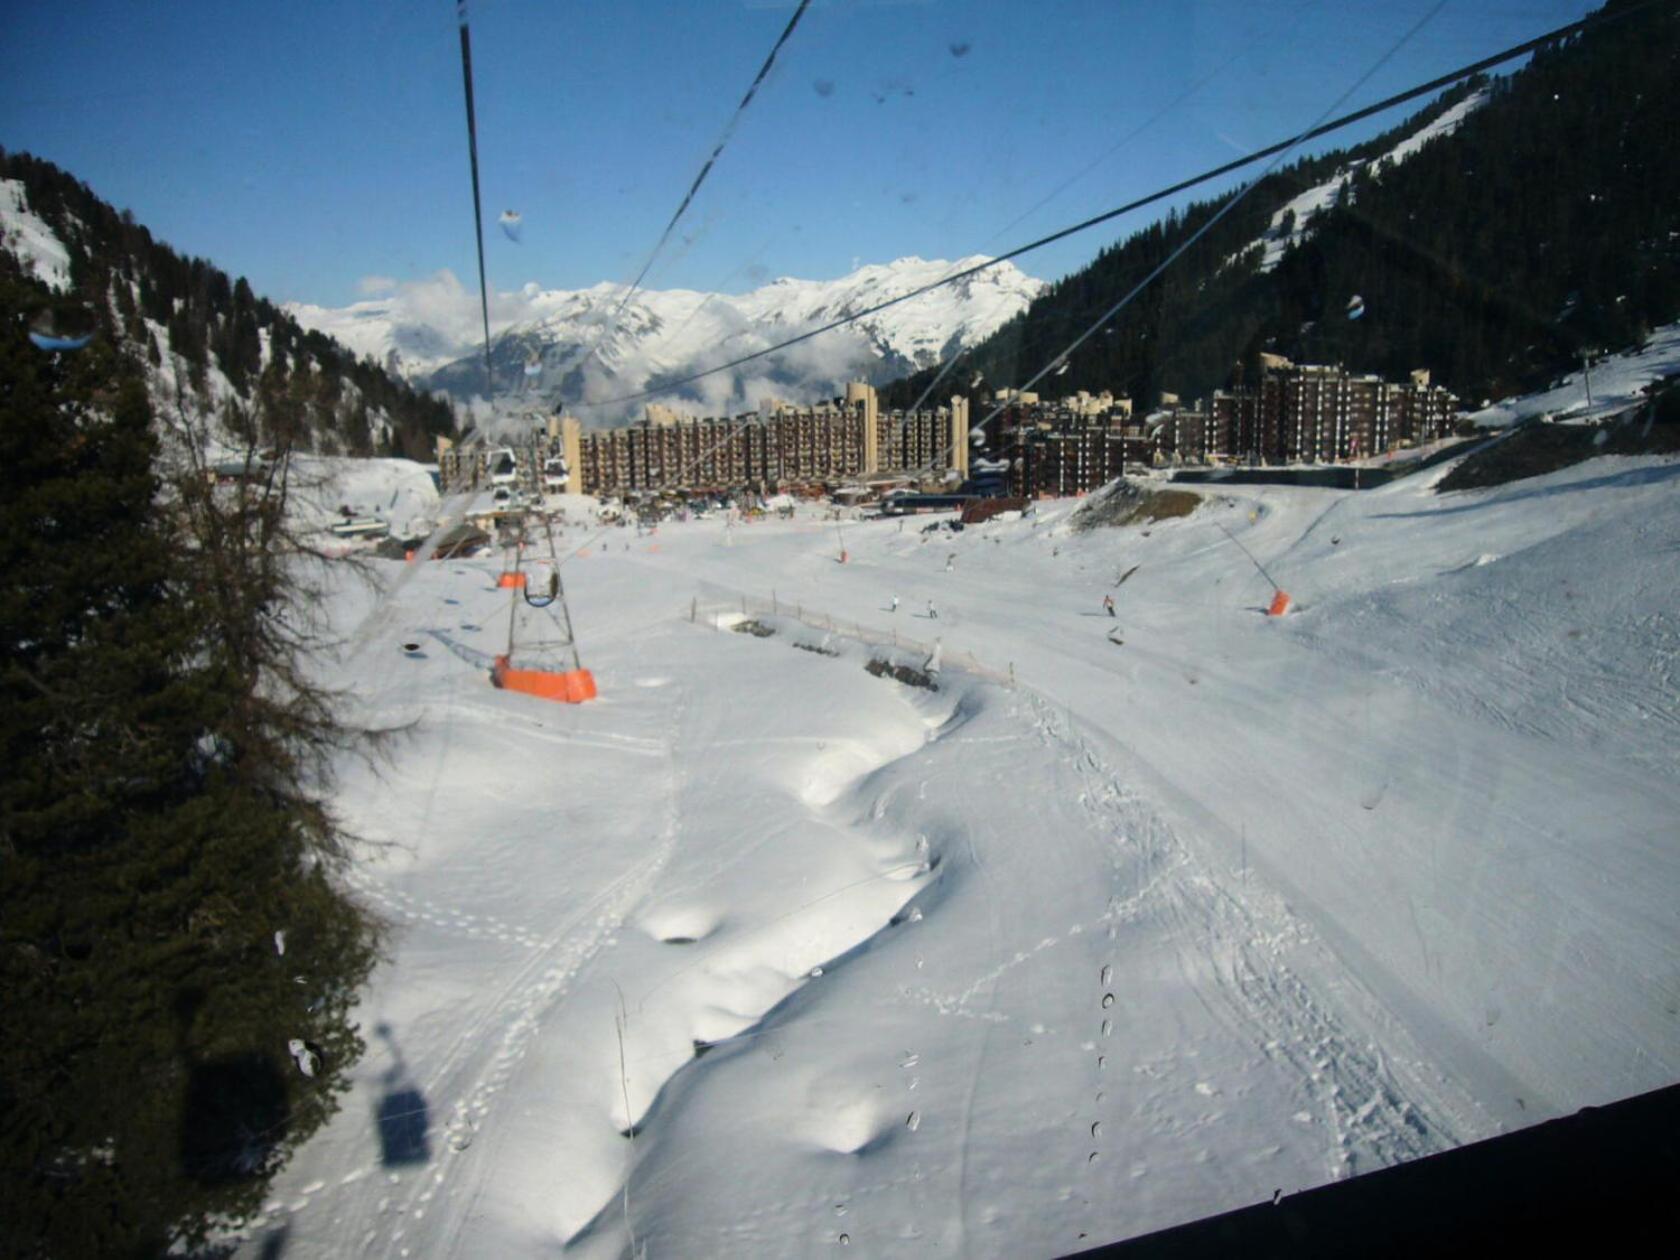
[
  {"xmin": 565, "ymin": 384, "xmax": 968, "ymax": 496},
  {"xmin": 1213, "ymin": 361, "xmax": 1457, "ymax": 464}
]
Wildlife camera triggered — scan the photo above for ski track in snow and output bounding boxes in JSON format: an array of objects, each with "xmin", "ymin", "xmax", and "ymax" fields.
[
  {"xmin": 240, "ymin": 683, "xmax": 691, "ymax": 1255},
  {"xmin": 411, "ymin": 689, "xmax": 691, "ymax": 1260},
  {"xmin": 601, "ymin": 614, "xmax": 1450, "ymax": 1256},
  {"xmin": 1017, "ymin": 689, "xmax": 1444, "ymax": 1184}
]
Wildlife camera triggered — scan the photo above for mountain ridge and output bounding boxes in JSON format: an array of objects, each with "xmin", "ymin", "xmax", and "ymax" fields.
[
  {"xmin": 286, "ymin": 254, "xmax": 1044, "ymax": 425},
  {"xmin": 0, "ymin": 152, "xmax": 458, "ymax": 460}
]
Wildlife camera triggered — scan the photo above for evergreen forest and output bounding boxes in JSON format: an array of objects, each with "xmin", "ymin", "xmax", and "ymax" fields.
[{"xmin": 880, "ymin": 0, "xmax": 1680, "ymax": 416}]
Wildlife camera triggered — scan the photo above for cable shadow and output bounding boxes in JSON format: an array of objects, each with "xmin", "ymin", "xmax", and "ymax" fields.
[{"xmin": 424, "ymin": 628, "xmax": 498, "ymax": 670}]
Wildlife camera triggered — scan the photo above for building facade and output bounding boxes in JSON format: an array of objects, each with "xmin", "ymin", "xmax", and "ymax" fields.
[
  {"xmin": 565, "ymin": 384, "xmax": 969, "ymax": 496},
  {"xmin": 1212, "ymin": 362, "xmax": 1457, "ymax": 465},
  {"xmin": 437, "ymin": 361, "xmax": 1459, "ymax": 502},
  {"xmin": 980, "ymin": 397, "xmax": 1140, "ymax": 499}
]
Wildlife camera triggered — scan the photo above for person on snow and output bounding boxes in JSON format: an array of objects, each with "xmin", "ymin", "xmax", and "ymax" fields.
[
  {"xmin": 890, "ymin": 595, "xmax": 899, "ymax": 613},
  {"xmin": 1103, "ymin": 594, "xmax": 1116, "ymax": 618},
  {"xmin": 927, "ymin": 599, "xmax": 939, "ymax": 620},
  {"xmin": 945, "ymin": 553, "xmax": 955, "ymax": 572}
]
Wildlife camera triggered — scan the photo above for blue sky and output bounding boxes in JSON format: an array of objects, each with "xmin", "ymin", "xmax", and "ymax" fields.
[{"xmin": 1, "ymin": 1, "xmax": 1596, "ymax": 309}]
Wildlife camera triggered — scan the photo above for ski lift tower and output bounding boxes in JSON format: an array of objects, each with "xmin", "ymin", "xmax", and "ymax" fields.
[{"xmin": 491, "ymin": 514, "xmax": 597, "ymax": 703}]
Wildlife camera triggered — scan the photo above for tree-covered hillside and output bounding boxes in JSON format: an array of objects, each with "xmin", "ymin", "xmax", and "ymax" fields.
[
  {"xmin": 882, "ymin": 0, "xmax": 1680, "ymax": 414},
  {"xmin": 1, "ymin": 149, "xmax": 457, "ymax": 459},
  {"xmin": 0, "ymin": 271, "xmax": 382, "ymax": 1256}
]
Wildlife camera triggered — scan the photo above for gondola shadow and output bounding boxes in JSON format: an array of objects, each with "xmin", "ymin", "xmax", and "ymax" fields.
[{"xmin": 372, "ymin": 1022, "xmax": 430, "ymax": 1167}]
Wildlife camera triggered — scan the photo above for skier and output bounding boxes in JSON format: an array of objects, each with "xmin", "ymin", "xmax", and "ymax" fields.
[
  {"xmin": 927, "ymin": 599, "xmax": 938, "ymax": 620},
  {"xmin": 945, "ymin": 553, "xmax": 955, "ymax": 572},
  {"xmin": 890, "ymin": 595, "xmax": 899, "ymax": 613},
  {"xmin": 1103, "ymin": 594, "xmax": 1116, "ymax": 618}
]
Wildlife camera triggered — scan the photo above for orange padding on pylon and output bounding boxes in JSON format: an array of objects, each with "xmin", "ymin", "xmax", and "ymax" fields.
[
  {"xmin": 491, "ymin": 657, "xmax": 598, "ymax": 703},
  {"xmin": 1267, "ymin": 590, "xmax": 1293, "ymax": 617},
  {"xmin": 497, "ymin": 571, "xmax": 528, "ymax": 588}
]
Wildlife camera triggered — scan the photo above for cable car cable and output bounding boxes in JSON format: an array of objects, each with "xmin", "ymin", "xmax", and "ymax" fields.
[
  {"xmin": 569, "ymin": 0, "xmax": 814, "ymax": 386},
  {"xmin": 456, "ymin": 1, "xmax": 495, "ymax": 402},
  {"xmin": 570, "ymin": 0, "xmax": 1659, "ymax": 412},
  {"xmin": 894, "ymin": 0, "xmax": 1455, "ymax": 487}
]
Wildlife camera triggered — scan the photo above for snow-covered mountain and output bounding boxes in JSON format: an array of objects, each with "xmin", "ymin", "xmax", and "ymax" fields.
[
  {"xmin": 285, "ymin": 256, "xmax": 1044, "ymax": 423},
  {"xmin": 2, "ymin": 159, "xmax": 457, "ymax": 458}
]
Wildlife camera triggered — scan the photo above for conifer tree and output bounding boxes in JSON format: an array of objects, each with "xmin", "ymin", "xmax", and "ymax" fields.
[{"xmin": 0, "ymin": 274, "xmax": 380, "ymax": 1257}]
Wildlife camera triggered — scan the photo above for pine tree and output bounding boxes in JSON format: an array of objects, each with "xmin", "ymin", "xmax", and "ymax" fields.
[{"xmin": 0, "ymin": 275, "xmax": 380, "ymax": 1257}]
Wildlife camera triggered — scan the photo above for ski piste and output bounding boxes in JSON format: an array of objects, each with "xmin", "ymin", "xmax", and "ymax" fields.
[{"xmin": 229, "ymin": 433, "xmax": 1680, "ymax": 1258}]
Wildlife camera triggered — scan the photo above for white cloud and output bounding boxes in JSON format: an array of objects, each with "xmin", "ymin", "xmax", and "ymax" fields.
[
  {"xmin": 381, "ymin": 270, "xmax": 544, "ymax": 354},
  {"xmin": 357, "ymin": 274, "xmax": 398, "ymax": 296}
]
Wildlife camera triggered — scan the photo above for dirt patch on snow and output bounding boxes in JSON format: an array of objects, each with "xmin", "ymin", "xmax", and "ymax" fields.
[{"xmin": 1071, "ymin": 479, "xmax": 1202, "ymax": 531}]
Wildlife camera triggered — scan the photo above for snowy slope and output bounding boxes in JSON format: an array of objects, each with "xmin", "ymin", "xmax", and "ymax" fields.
[
  {"xmin": 287, "ymin": 455, "xmax": 441, "ymax": 541},
  {"xmin": 285, "ymin": 257, "xmax": 1043, "ymax": 420},
  {"xmin": 0, "ymin": 178, "xmax": 72, "ymax": 291},
  {"xmin": 1466, "ymin": 320, "xmax": 1680, "ymax": 426},
  {"xmin": 224, "ymin": 433, "xmax": 1678, "ymax": 1258},
  {"xmin": 1233, "ymin": 89, "xmax": 1489, "ymax": 273}
]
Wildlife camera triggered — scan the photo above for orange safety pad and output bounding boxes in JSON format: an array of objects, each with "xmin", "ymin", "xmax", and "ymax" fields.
[
  {"xmin": 1267, "ymin": 590, "xmax": 1293, "ymax": 617},
  {"xmin": 491, "ymin": 658, "xmax": 598, "ymax": 704}
]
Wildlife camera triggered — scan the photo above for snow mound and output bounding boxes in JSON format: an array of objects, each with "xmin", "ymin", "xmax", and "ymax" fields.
[{"xmin": 288, "ymin": 455, "xmax": 441, "ymax": 539}]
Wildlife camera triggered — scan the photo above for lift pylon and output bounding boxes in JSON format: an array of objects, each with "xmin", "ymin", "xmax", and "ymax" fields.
[{"xmin": 490, "ymin": 514, "xmax": 597, "ymax": 703}]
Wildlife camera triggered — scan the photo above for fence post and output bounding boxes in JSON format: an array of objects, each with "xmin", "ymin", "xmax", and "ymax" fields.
[
  {"xmin": 1009, "ymin": 661, "xmax": 1015, "ymax": 687},
  {"xmin": 690, "ymin": 596, "xmax": 697, "ymax": 623}
]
